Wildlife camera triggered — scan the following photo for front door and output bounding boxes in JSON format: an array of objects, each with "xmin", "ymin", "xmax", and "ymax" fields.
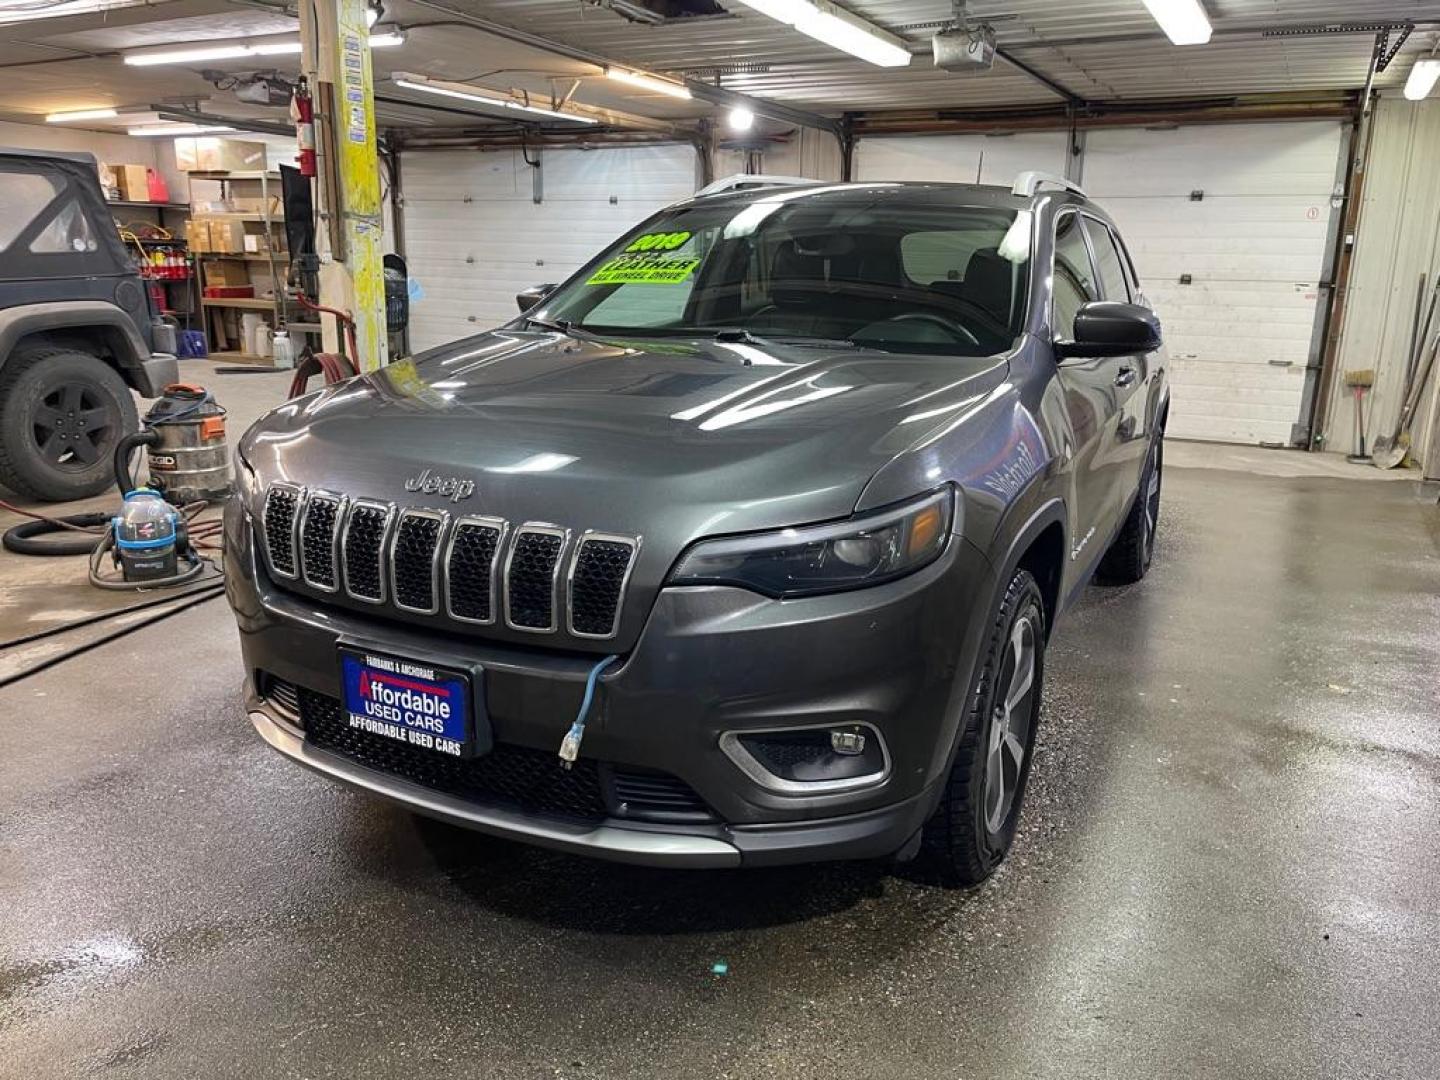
[{"xmin": 1050, "ymin": 210, "xmax": 1127, "ymax": 577}]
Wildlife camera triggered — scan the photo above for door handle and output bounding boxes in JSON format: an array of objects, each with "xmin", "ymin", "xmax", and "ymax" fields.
[{"xmin": 1114, "ymin": 366, "xmax": 1138, "ymax": 388}]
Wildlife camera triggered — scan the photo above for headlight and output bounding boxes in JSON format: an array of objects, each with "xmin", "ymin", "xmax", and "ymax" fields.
[{"xmin": 668, "ymin": 488, "xmax": 954, "ymax": 598}]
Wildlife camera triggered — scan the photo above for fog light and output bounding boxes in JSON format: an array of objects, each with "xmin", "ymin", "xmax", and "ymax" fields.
[{"xmin": 722, "ymin": 724, "xmax": 889, "ymax": 794}]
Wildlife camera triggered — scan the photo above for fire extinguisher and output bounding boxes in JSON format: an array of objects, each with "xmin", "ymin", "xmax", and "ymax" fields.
[{"xmin": 294, "ymin": 75, "xmax": 316, "ymax": 178}]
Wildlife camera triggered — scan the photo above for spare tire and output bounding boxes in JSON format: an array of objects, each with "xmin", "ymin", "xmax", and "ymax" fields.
[{"xmin": 0, "ymin": 347, "xmax": 138, "ymax": 502}]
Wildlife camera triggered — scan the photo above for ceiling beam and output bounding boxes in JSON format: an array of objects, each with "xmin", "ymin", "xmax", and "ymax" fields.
[{"xmin": 401, "ymin": 0, "xmax": 843, "ymax": 138}]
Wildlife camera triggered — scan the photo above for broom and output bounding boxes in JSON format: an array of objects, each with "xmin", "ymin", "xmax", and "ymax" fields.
[{"xmin": 1344, "ymin": 368, "xmax": 1375, "ymax": 463}]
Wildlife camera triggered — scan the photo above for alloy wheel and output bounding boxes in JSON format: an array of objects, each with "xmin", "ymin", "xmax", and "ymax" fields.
[
  {"xmin": 983, "ymin": 613, "xmax": 1038, "ymax": 834},
  {"xmin": 31, "ymin": 383, "xmax": 117, "ymax": 471}
]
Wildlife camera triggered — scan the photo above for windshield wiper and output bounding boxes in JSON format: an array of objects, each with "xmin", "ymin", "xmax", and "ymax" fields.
[
  {"xmin": 711, "ymin": 328, "xmax": 857, "ymax": 350},
  {"xmin": 524, "ymin": 316, "xmax": 607, "ymax": 343}
]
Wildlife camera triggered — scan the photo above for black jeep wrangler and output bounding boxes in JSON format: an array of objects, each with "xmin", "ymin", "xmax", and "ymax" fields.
[{"xmin": 0, "ymin": 148, "xmax": 178, "ymax": 501}]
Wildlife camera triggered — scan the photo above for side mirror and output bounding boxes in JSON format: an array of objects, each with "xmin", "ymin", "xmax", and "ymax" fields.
[
  {"xmin": 516, "ymin": 283, "xmax": 558, "ymax": 314},
  {"xmin": 1056, "ymin": 301, "xmax": 1161, "ymax": 359}
]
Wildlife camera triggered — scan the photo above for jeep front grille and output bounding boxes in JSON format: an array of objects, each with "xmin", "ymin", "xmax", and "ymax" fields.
[
  {"xmin": 262, "ymin": 484, "xmax": 301, "ymax": 579},
  {"xmin": 391, "ymin": 510, "xmax": 445, "ymax": 613},
  {"xmin": 569, "ymin": 534, "xmax": 638, "ymax": 638},
  {"xmin": 342, "ymin": 501, "xmax": 392, "ymax": 603},
  {"xmin": 299, "ymin": 491, "xmax": 343, "ymax": 591},
  {"xmin": 445, "ymin": 517, "xmax": 506, "ymax": 624},
  {"xmin": 259, "ymin": 486, "xmax": 638, "ymax": 641}
]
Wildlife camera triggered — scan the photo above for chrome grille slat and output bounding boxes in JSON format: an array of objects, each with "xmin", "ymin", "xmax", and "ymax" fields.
[
  {"xmin": 504, "ymin": 525, "xmax": 568, "ymax": 633},
  {"xmin": 342, "ymin": 500, "xmax": 394, "ymax": 604},
  {"xmin": 390, "ymin": 509, "xmax": 446, "ymax": 614},
  {"xmin": 444, "ymin": 516, "xmax": 507, "ymax": 625},
  {"xmin": 262, "ymin": 483, "xmax": 302, "ymax": 580},
  {"xmin": 299, "ymin": 491, "xmax": 344, "ymax": 592},
  {"xmin": 568, "ymin": 533, "xmax": 639, "ymax": 640}
]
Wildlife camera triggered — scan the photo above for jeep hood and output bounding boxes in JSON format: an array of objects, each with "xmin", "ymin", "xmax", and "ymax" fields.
[{"xmin": 240, "ymin": 328, "xmax": 1008, "ymax": 545}]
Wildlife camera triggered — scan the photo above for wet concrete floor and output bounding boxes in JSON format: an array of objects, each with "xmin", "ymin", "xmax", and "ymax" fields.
[{"xmin": 1, "ymin": 465, "xmax": 1437, "ymax": 1079}]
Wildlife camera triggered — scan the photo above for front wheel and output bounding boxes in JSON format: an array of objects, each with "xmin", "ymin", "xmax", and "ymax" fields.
[
  {"xmin": 918, "ymin": 568, "xmax": 1046, "ymax": 886},
  {"xmin": 0, "ymin": 348, "xmax": 137, "ymax": 501}
]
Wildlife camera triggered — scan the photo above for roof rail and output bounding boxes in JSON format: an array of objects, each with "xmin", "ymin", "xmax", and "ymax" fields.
[
  {"xmin": 1011, "ymin": 170, "xmax": 1086, "ymax": 199},
  {"xmin": 695, "ymin": 173, "xmax": 818, "ymax": 197}
]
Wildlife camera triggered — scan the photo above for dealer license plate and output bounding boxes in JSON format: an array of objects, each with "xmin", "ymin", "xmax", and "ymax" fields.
[{"xmin": 339, "ymin": 648, "xmax": 476, "ymax": 758}]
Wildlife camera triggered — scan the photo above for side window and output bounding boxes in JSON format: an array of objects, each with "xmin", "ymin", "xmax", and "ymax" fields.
[
  {"xmin": 1052, "ymin": 212, "xmax": 1096, "ymax": 338},
  {"xmin": 30, "ymin": 201, "xmax": 98, "ymax": 255},
  {"xmin": 0, "ymin": 171, "xmax": 62, "ymax": 251},
  {"xmin": 1083, "ymin": 218, "xmax": 1130, "ymax": 302}
]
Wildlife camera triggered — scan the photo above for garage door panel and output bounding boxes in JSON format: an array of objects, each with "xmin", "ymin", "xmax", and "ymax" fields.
[
  {"xmin": 1084, "ymin": 124, "xmax": 1341, "ymax": 196},
  {"xmin": 855, "ymin": 133, "xmax": 1068, "ymax": 184},
  {"xmin": 403, "ymin": 145, "xmax": 696, "ymax": 352},
  {"xmin": 1085, "ymin": 121, "xmax": 1342, "ymax": 444}
]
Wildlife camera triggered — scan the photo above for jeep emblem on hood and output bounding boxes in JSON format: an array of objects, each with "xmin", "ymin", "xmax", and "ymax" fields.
[{"xmin": 404, "ymin": 469, "xmax": 476, "ymax": 503}]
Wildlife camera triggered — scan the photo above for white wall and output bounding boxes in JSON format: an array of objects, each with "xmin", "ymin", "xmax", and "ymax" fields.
[
  {"xmin": 715, "ymin": 126, "xmax": 844, "ymax": 181},
  {"xmin": 1325, "ymin": 95, "xmax": 1440, "ymax": 472},
  {"xmin": 854, "ymin": 132, "xmax": 1069, "ymax": 184},
  {"xmin": 0, "ymin": 118, "xmax": 167, "ymax": 187}
]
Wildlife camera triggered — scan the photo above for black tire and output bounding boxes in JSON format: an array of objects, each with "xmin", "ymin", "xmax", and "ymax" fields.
[
  {"xmin": 1096, "ymin": 434, "xmax": 1163, "ymax": 586},
  {"xmin": 919, "ymin": 568, "xmax": 1046, "ymax": 887},
  {"xmin": 0, "ymin": 348, "xmax": 137, "ymax": 502}
]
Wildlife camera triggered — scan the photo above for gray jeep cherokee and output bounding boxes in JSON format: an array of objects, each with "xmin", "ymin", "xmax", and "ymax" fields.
[{"xmin": 226, "ymin": 172, "xmax": 1168, "ymax": 885}]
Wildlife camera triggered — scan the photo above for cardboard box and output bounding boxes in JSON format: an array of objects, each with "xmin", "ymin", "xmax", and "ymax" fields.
[
  {"xmin": 112, "ymin": 164, "xmax": 152, "ymax": 201},
  {"xmin": 186, "ymin": 219, "xmax": 211, "ymax": 252},
  {"xmin": 195, "ymin": 218, "xmax": 247, "ymax": 253},
  {"xmin": 96, "ymin": 162, "xmax": 120, "ymax": 201},
  {"xmin": 175, "ymin": 138, "xmax": 267, "ymax": 173},
  {"xmin": 205, "ymin": 261, "xmax": 251, "ymax": 286}
]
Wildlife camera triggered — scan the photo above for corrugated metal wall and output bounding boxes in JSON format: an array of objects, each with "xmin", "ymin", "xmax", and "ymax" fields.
[{"xmin": 1325, "ymin": 96, "xmax": 1440, "ymax": 470}]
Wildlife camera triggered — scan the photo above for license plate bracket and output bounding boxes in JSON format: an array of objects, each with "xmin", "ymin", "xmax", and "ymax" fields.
[{"xmin": 337, "ymin": 645, "xmax": 490, "ymax": 759}]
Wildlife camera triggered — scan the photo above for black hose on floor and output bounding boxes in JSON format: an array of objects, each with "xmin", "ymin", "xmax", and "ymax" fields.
[{"xmin": 1, "ymin": 513, "xmax": 110, "ymax": 556}]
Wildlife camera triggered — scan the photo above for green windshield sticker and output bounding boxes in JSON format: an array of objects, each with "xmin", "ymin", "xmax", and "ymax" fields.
[
  {"xmin": 624, "ymin": 230, "xmax": 692, "ymax": 253},
  {"xmin": 587, "ymin": 253, "xmax": 701, "ymax": 285}
]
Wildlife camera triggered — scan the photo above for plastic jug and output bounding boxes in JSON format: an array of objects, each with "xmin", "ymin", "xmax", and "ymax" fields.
[{"xmin": 270, "ymin": 330, "xmax": 295, "ymax": 369}]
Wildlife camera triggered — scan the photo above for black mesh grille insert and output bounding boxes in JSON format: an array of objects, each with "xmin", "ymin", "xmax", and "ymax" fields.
[
  {"xmin": 446, "ymin": 521, "xmax": 501, "ymax": 622},
  {"xmin": 392, "ymin": 513, "xmax": 443, "ymax": 611},
  {"xmin": 507, "ymin": 530, "xmax": 563, "ymax": 630},
  {"xmin": 300, "ymin": 494, "xmax": 340, "ymax": 589},
  {"xmin": 570, "ymin": 538, "xmax": 635, "ymax": 637},
  {"xmin": 343, "ymin": 504, "xmax": 390, "ymax": 601},
  {"xmin": 298, "ymin": 686, "xmax": 609, "ymax": 822},
  {"xmin": 263, "ymin": 486, "xmax": 298, "ymax": 577}
]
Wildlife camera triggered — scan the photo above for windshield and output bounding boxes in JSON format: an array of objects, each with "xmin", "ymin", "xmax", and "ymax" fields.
[{"xmin": 536, "ymin": 192, "xmax": 1030, "ymax": 356}]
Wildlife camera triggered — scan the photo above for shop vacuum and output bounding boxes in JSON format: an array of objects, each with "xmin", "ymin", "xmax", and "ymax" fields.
[{"xmin": 2, "ymin": 384, "xmax": 232, "ymax": 590}]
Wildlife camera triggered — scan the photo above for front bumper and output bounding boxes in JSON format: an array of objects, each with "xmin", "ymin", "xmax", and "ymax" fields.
[{"xmin": 227, "ymin": 500, "xmax": 997, "ymax": 867}]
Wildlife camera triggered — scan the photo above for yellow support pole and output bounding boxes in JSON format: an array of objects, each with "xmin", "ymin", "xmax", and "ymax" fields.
[{"xmin": 302, "ymin": 0, "xmax": 388, "ymax": 372}]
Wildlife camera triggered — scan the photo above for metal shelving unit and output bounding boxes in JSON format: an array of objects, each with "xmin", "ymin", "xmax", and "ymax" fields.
[{"xmin": 186, "ymin": 170, "xmax": 320, "ymax": 364}]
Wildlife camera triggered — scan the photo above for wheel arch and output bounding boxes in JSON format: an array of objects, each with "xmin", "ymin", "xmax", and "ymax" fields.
[
  {"xmin": 990, "ymin": 496, "xmax": 1067, "ymax": 638},
  {"xmin": 0, "ymin": 302, "xmax": 148, "ymax": 386}
]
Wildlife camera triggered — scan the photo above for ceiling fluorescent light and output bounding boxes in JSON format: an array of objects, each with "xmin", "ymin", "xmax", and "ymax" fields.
[
  {"xmin": 125, "ymin": 44, "xmax": 252, "ymax": 66},
  {"xmin": 392, "ymin": 73, "xmax": 599, "ymax": 123},
  {"xmin": 250, "ymin": 40, "xmax": 304, "ymax": 56},
  {"xmin": 125, "ymin": 31, "xmax": 396, "ymax": 66},
  {"xmin": 46, "ymin": 107, "xmax": 119, "ymax": 123},
  {"xmin": 605, "ymin": 67, "xmax": 692, "ymax": 99},
  {"xmin": 1404, "ymin": 58, "xmax": 1440, "ymax": 101},
  {"xmin": 1139, "ymin": 0, "xmax": 1212, "ymax": 46},
  {"xmin": 734, "ymin": 0, "xmax": 910, "ymax": 68},
  {"xmin": 128, "ymin": 124, "xmax": 235, "ymax": 137}
]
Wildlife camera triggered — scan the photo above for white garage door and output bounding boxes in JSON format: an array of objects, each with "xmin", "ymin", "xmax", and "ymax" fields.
[
  {"xmin": 854, "ymin": 132, "xmax": 1069, "ymax": 185},
  {"xmin": 1084, "ymin": 122, "xmax": 1343, "ymax": 445},
  {"xmin": 402, "ymin": 144, "xmax": 697, "ymax": 352}
]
